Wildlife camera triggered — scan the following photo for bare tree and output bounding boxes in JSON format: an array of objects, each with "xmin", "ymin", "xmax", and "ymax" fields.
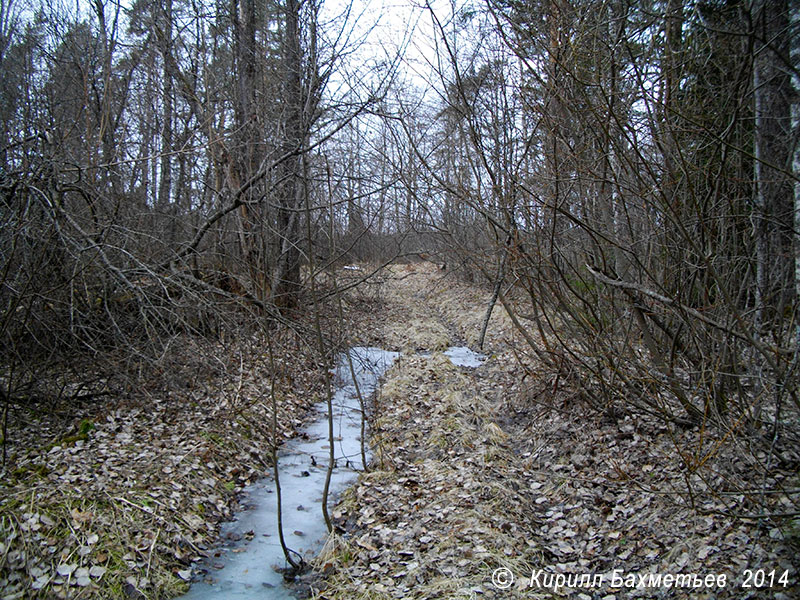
[{"xmin": 373, "ymin": 0, "xmax": 800, "ymax": 523}]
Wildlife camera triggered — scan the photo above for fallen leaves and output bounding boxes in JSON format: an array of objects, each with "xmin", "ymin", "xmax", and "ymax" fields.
[
  {"xmin": 312, "ymin": 265, "xmax": 799, "ymax": 599},
  {"xmin": 0, "ymin": 332, "xmax": 326, "ymax": 598},
  {"xmin": 4, "ymin": 264, "xmax": 798, "ymax": 598}
]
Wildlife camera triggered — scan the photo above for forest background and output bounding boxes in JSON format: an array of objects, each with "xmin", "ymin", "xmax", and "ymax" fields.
[{"xmin": 0, "ymin": 0, "xmax": 798, "ymax": 597}]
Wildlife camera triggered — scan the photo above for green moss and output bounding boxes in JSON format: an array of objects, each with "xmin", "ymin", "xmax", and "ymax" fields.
[
  {"xmin": 236, "ymin": 416, "xmax": 254, "ymax": 439},
  {"xmin": 10, "ymin": 462, "xmax": 50, "ymax": 483},
  {"xmin": 785, "ymin": 518, "xmax": 800, "ymax": 546},
  {"xmin": 53, "ymin": 419, "xmax": 96, "ymax": 448},
  {"xmin": 59, "ymin": 434, "xmax": 83, "ymax": 445},
  {"xmin": 338, "ymin": 548, "xmax": 353, "ymax": 564},
  {"xmin": 78, "ymin": 419, "xmax": 95, "ymax": 435},
  {"xmin": 201, "ymin": 431, "xmax": 225, "ymax": 446}
]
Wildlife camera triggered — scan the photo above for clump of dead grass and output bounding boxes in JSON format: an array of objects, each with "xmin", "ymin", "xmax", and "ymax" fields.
[
  {"xmin": 313, "ymin": 352, "xmax": 545, "ymax": 600},
  {"xmin": 317, "ymin": 263, "xmax": 800, "ymax": 600}
]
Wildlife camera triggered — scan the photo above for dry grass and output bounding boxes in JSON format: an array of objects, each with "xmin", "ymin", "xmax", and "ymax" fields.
[
  {"xmin": 312, "ymin": 263, "xmax": 799, "ymax": 600},
  {"xmin": 311, "ymin": 352, "xmax": 549, "ymax": 599}
]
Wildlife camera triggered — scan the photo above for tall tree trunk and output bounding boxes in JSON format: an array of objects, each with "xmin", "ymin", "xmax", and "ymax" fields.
[
  {"xmin": 232, "ymin": 0, "xmax": 266, "ymax": 299},
  {"xmin": 92, "ymin": 0, "xmax": 123, "ymax": 196},
  {"xmin": 157, "ymin": 0, "xmax": 173, "ymax": 211},
  {"xmin": 546, "ymin": 0, "xmax": 567, "ymax": 244},
  {"xmin": 271, "ymin": 0, "xmax": 304, "ymax": 309},
  {"xmin": 662, "ymin": 0, "xmax": 681, "ymax": 206},
  {"xmin": 753, "ymin": 0, "xmax": 793, "ymax": 337}
]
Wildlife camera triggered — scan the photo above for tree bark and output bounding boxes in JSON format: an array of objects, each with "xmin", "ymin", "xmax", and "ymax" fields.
[
  {"xmin": 271, "ymin": 0, "xmax": 305, "ymax": 309},
  {"xmin": 753, "ymin": 0, "xmax": 793, "ymax": 336}
]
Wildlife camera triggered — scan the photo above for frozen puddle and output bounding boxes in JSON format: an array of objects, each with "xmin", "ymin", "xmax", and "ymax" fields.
[
  {"xmin": 444, "ymin": 346, "xmax": 486, "ymax": 368},
  {"xmin": 180, "ymin": 347, "xmax": 399, "ymax": 599},
  {"xmin": 416, "ymin": 347, "xmax": 486, "ymax": 368}
]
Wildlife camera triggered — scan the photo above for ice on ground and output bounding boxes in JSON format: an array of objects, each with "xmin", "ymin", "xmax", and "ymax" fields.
[
  {"xmin": 444, "ymin": 346, "xmax": 486, "ymax": 368},
  {"xmin": 180, "ymin": 347, "xmax": 399, "ymax": 599}
]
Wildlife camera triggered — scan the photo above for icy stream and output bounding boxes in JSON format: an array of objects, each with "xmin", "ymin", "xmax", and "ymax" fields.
[{"xmin": 180, "ymin": 346, "xmax": 484, "ymax": 599}]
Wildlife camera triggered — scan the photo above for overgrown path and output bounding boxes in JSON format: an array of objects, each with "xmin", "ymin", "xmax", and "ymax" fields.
[
  {"xmin": 1, "ymin": 262, "xmax": 795, "ymax": 599},
  {"xmin": 314, "ymin": 263, "xmax": 797, "ymax": 599}
]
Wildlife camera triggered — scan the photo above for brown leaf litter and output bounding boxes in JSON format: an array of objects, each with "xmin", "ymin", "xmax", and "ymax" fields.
[
  {"xmin": 310, "ymin": 262, "xmax": 799, "ymax": 599},
  {"xmin": 2, "ymin": 262, "xmax": 797, "ymax": 599},
  {"xmin": 0, "ymin": 329, "xmax": 326, "ymax": 599}
]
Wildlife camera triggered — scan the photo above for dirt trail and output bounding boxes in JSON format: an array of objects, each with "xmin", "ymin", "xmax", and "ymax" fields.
[{"xmin": 312, "ymin": 263, "xmax": 797, "ymax": 599}]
